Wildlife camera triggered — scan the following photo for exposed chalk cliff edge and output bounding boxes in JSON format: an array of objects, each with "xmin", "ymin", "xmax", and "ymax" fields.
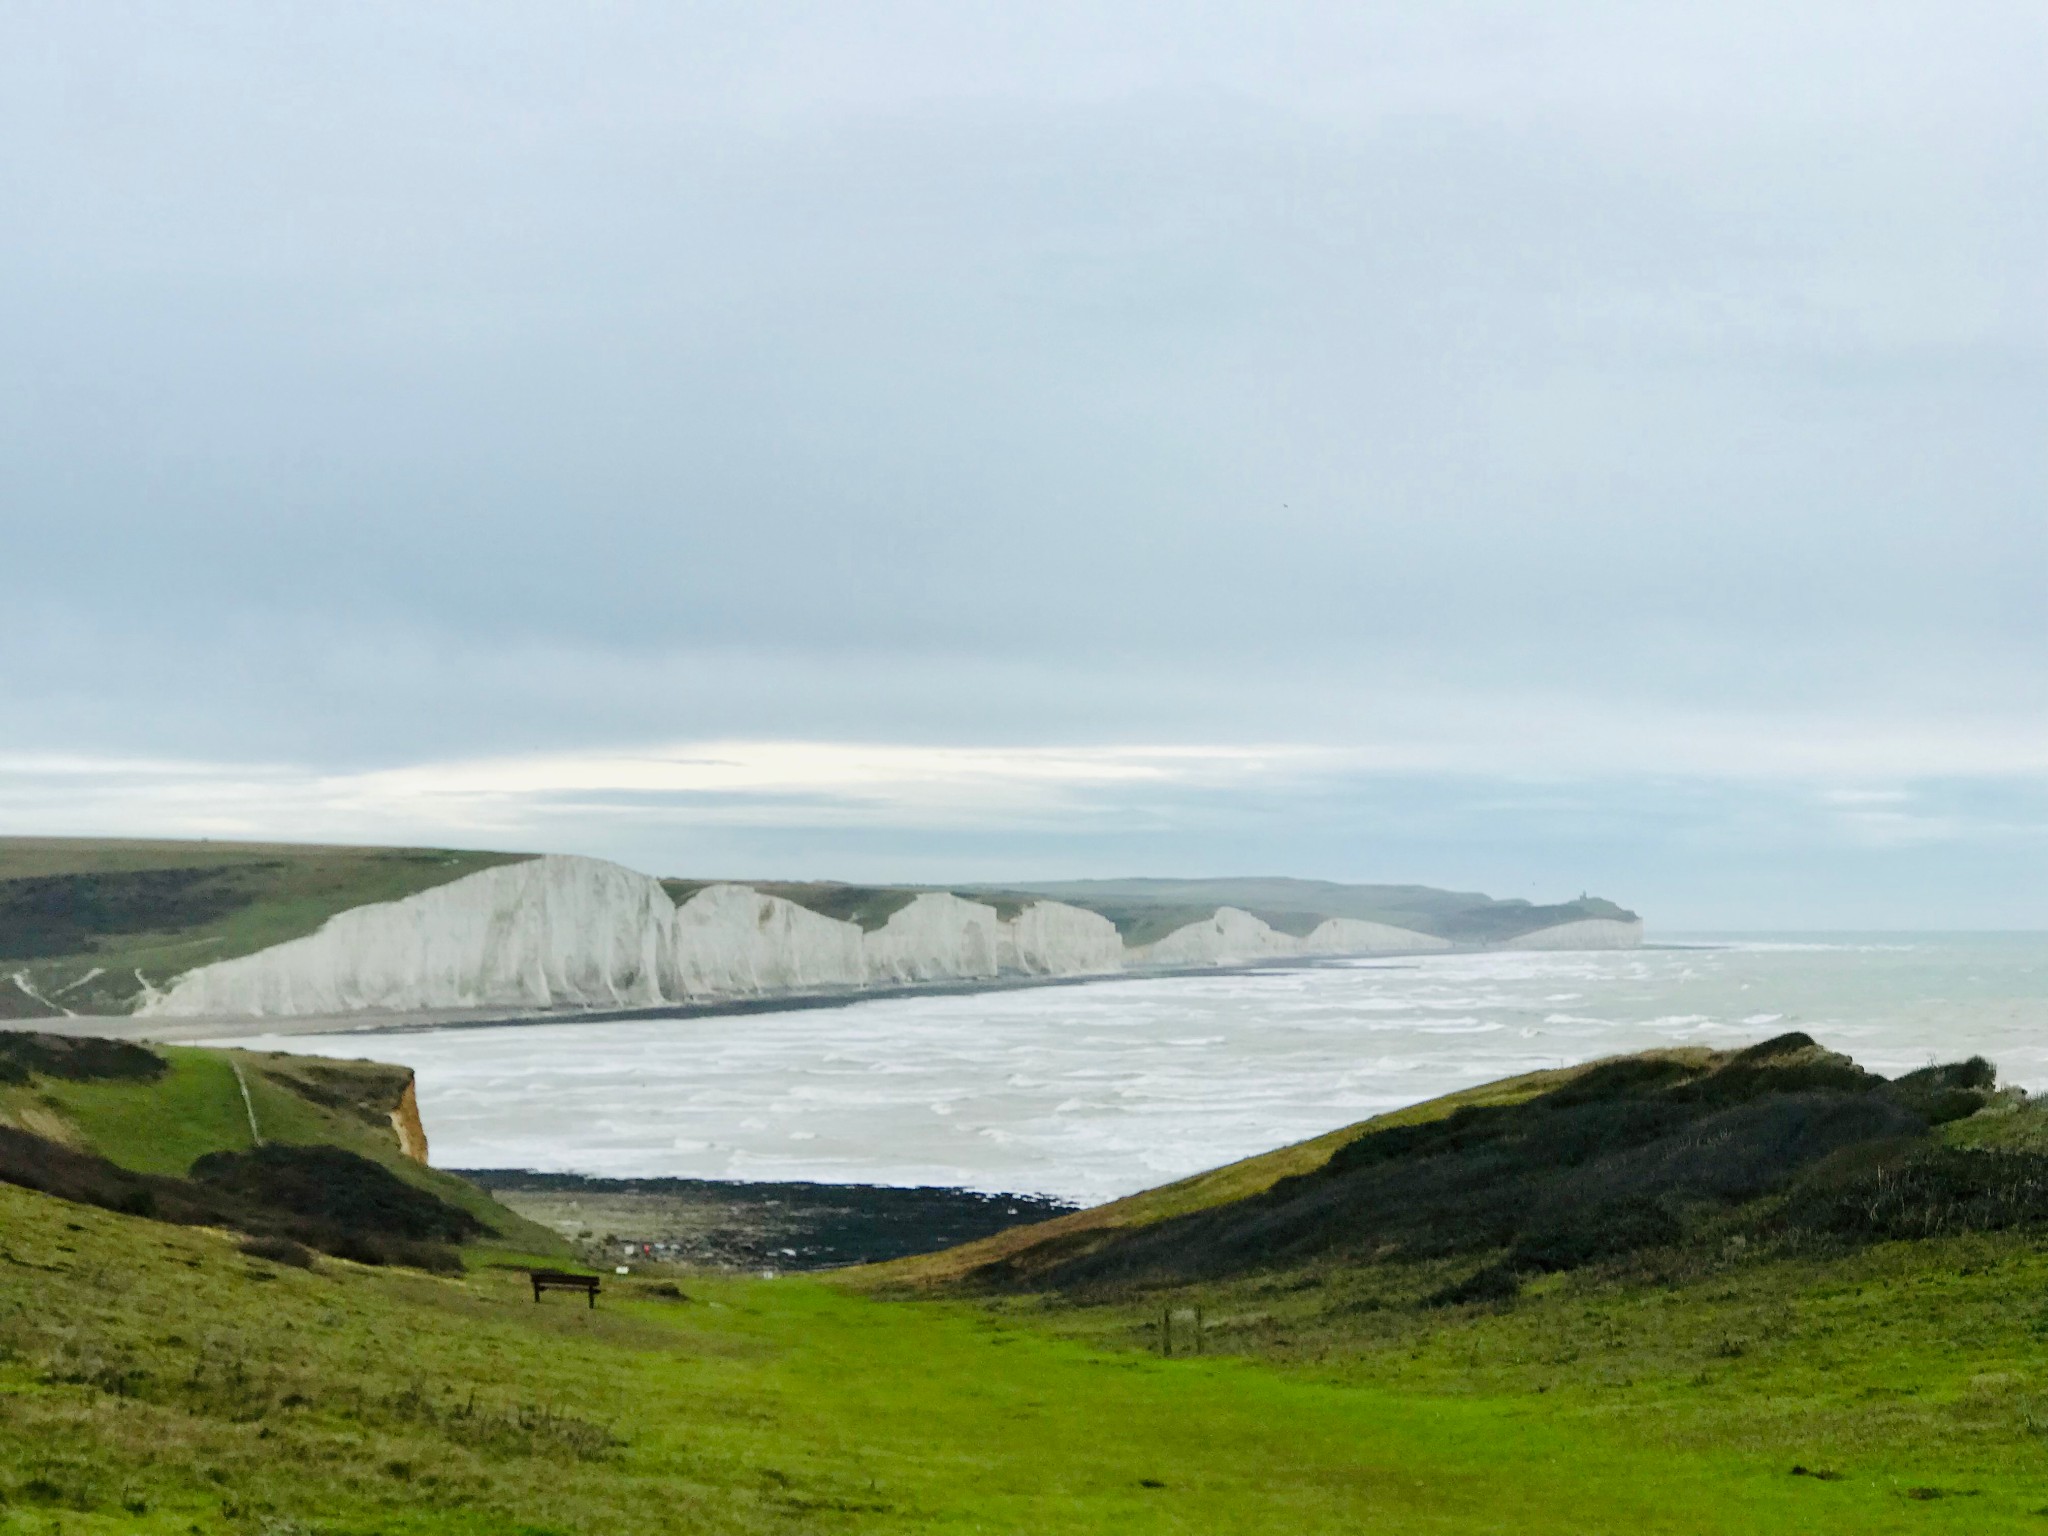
[
  {"xmin": 1497, "ymin": 918, "xmax": 1645, "ymax": 951},
  {"xmin": 141, "ymin": 856, "xmax": 1131, "ymax": 1020},
  {"xmin": 145, "ymin": 856, "xmax": 676, "ymax": 1019},
  {"xmin": 139, "ymin": 855, "xmax": 1637, "ymax": 1021}
]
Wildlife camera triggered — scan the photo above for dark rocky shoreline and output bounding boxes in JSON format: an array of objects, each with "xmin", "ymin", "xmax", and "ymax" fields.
[{"xmin": 457, "ymin": 1169, "xmax": 1075, "ymax": 1272}]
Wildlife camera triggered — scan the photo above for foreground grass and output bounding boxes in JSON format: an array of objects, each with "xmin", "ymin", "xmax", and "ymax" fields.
[
  {"xmin": 4, "ymin": 1183, "xmax": 2047, "ymax": 1533},
  {"xmin": 1006, "ymin": 1235, "xmax": 2048, "ymax": 1515}
]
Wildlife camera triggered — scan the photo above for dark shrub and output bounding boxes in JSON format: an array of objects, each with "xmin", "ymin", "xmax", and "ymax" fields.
[
  {"xmin": 383, "ymin": 1239, "xmax": 464, "ymax": 1275},
  {"xmin": 0, "ymin": 1127, "xmax": 474, "ymax": 1275},
  {"xmin": 189, "ymin": 1145, "xmax": 485, "ymax": 1244},
  {"xmin": 1734, "ymin": 1031, "xmax": 1821, "ymax": 1062},
  {"xmin": 0, "ymin": 1031, "xmax": 166, "ymax": 1085},
  {"xmin": 1883, "ymin": 1058, "xmax": 1998, "ymax": 1125},
  {"xmin": 1426, "ymin": 1263, "xmax": 1520, "ymax": 1307},
  {"xmin": 310, "ymin": 1227, "xmax": 390, "ymax": 1266},
  {"xmin": 296, "ymin": 1228, "xmax": 460, "ymax": 1272},
  {"xmin": 0, "ymin": 1125, "xmax": 211, "ymax": 1225},
  {"xmin": 1513, "ymin": 1197, "xmax": 1681, "ymax": 1273},
  {"xmin": 240, "ymin": 1235, "xmax": 315, "ymax": 1268},
  {"xmin": 1033, "ymin": 1039, "xmax": 1994, "ymax": 1293},
  {"xmin": 0, "ymin": 867, "xmax": 270, "ymax": 960},
  {"xmin": 1782, "ymin": 1147, "xmax": 2048, "ymax": 1242}
]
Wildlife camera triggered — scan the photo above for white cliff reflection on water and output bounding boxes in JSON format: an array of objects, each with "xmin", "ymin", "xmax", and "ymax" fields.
[{"xmin": 224, "ymin": 935, "xmax": 2048, "ymax": 1205}]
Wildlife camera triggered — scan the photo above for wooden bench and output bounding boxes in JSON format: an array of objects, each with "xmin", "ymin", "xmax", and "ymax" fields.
[{"xmin": 529, "ymin": 1269, "xmax": 601, "ymax": 1308}]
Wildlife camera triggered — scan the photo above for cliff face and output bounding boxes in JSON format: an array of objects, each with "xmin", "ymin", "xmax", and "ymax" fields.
[
  {"xmin": 863, "ymin": 893, "xmax": 1005, "ymax": 985},
  {"xmin": 140, "ymin": 855, "xmax": 1640, "ymax": 1021},
  {"xmin": 146, "ymin": 856, "xmax": 675, "ymax": 1017},
  {"xmin": 1498, "ymin": 918, "xmax": 1646, "ymax": 951},
  {"xmin": 1133, "ymin": 909, "xmax": 1453, "ymax": 967},
  {"xmin": 668, "ymin": 883, "xmax": 867, "ymax": 997},
  {"xmin": 999, "ymin": 900, "xmax": 1125, "ymax": 976},
  {"xmin": 1141, "ymin": 907, "xmax": 1301, "ymax": 967},
  {"xmin": 1301, "ymin": 918, "xmax": 1452, "ymax": 956},
  {"xmin": 388, "ymin": 1076, "xmax": 429, "ymax": 1163},
  {"xmin": 143, "ymin": 858, "xmax": 1141, "ymax": 1019}
]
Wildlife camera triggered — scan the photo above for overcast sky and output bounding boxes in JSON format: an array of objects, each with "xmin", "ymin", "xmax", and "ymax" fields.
[{"xmin": 3, "ymin": 2, "xmax": 2043, "ymax": 926}]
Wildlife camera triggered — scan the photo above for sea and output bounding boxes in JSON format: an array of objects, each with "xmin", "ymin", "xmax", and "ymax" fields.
[{"xmin": 224, "ymin": 934, "xmax": 2048, "ymax": 1206}]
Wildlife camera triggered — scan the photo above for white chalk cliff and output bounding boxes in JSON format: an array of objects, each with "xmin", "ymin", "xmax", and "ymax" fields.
[
  {"xmin": 1498, "ymin": 917, "xmax": 1645, "ymax": 951},
  {"xmin": 147, "ymin": 855, "xmax": 677, "ymax": 1019},
  {"xmin": 998, "ymin": 898, "xmax": 1126, "ymax": 976},
  {"xmin": 1302, "ymin": 918, "xmax": 1454, "ymax": 956},
  {"xmin": 142, "ymin": 857, "xmax": 1135, "ymax": 1020},
  {"xmin": 1139, "ymin": 907, "xmax": 1304, "ymax": 967},
  {"xmin": 1135, "ymin": 908, "xmax": 1452, "ymax": 968},
  {"xmin": 139, "ymin": 854, "xmax": 1634, "ymax": 1020},
  {"xmin": 667, "ymin": 882, "xmax": 867, "ymax": 997},
  {"xmin": 862, "ymin": 893, "xmax": 1005, "ymax": 985}
]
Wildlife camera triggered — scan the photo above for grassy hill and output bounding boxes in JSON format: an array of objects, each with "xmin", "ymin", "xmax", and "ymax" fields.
[
  {"xmin": 0, "ymin": 837, "xmax": 531, "ymax": 1017},
  {"xmin": 0, "ymin": 1028, "xmax": 562, "ymax": 1263},
  {"xmin": 5, "ymin": 1040, "xmax": 2048, "ymax": 1529},
  {"xmin": 870, "ymin": 1057, "xmax": 1602, "ymax": 1287},
  {"xmin": 874, "ymin": 1034, "xmax": 2020, "ymax": 1296}
]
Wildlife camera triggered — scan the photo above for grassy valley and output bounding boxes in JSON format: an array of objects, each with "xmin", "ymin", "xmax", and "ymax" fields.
[
  {"xmin": 11, "ymin": 1175, "xmax": 2047, "ymax": 1534},
  {"xmin": 6, "ymin": 1032, "xmax": 2048, "ymax": 1529}
]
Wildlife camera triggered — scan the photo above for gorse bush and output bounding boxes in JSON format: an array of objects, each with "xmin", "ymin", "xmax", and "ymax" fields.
[
  {"xmin": 0, "ymin": 1124, "xmax": 483, "ymax": 1272},
  {"xmin": 191, "ymin": 1143, "xmax": 487, "ymax": 1244},
  {"xmin": 239, "ymin": 1234, "xmax": 316, "ymax": 1268},
  {"xmin": 1782, "ymin": 1147, "xmax": 2048, "ymax": 1242},
  {"xmin": 0, "ymin": 1029, "xmax": 166, "ymax": 1085},
  {"xmin": 1023, "ymin": 1034, "xmax": 2010, "ymax": 1293}
]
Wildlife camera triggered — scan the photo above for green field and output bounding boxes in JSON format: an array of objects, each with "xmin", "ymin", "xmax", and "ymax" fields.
[
  {"xmin": 8, "ymin": 1036, "xmax": 2048, "ymax": 1531},
  {"xmin": 4, "ymin": 1179, "xmax": 2046, "ymax": 1533}
]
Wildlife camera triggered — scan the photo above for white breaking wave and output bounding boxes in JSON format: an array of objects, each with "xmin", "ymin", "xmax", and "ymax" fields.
[{"xmin": 141, "ymin": 853, "xmax": 1633, "ymax": 1020}]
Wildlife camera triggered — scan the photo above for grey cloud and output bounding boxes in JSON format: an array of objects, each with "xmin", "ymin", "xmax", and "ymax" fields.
[{"xmin": 1, "ymin": 2, "xmax": 2043, "ymax": 920}]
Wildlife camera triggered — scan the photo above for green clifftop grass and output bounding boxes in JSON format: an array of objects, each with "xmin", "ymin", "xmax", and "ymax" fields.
[{"xmin": 0, "ymin": 1035, "xmax": 562, "ymax": 1260}]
